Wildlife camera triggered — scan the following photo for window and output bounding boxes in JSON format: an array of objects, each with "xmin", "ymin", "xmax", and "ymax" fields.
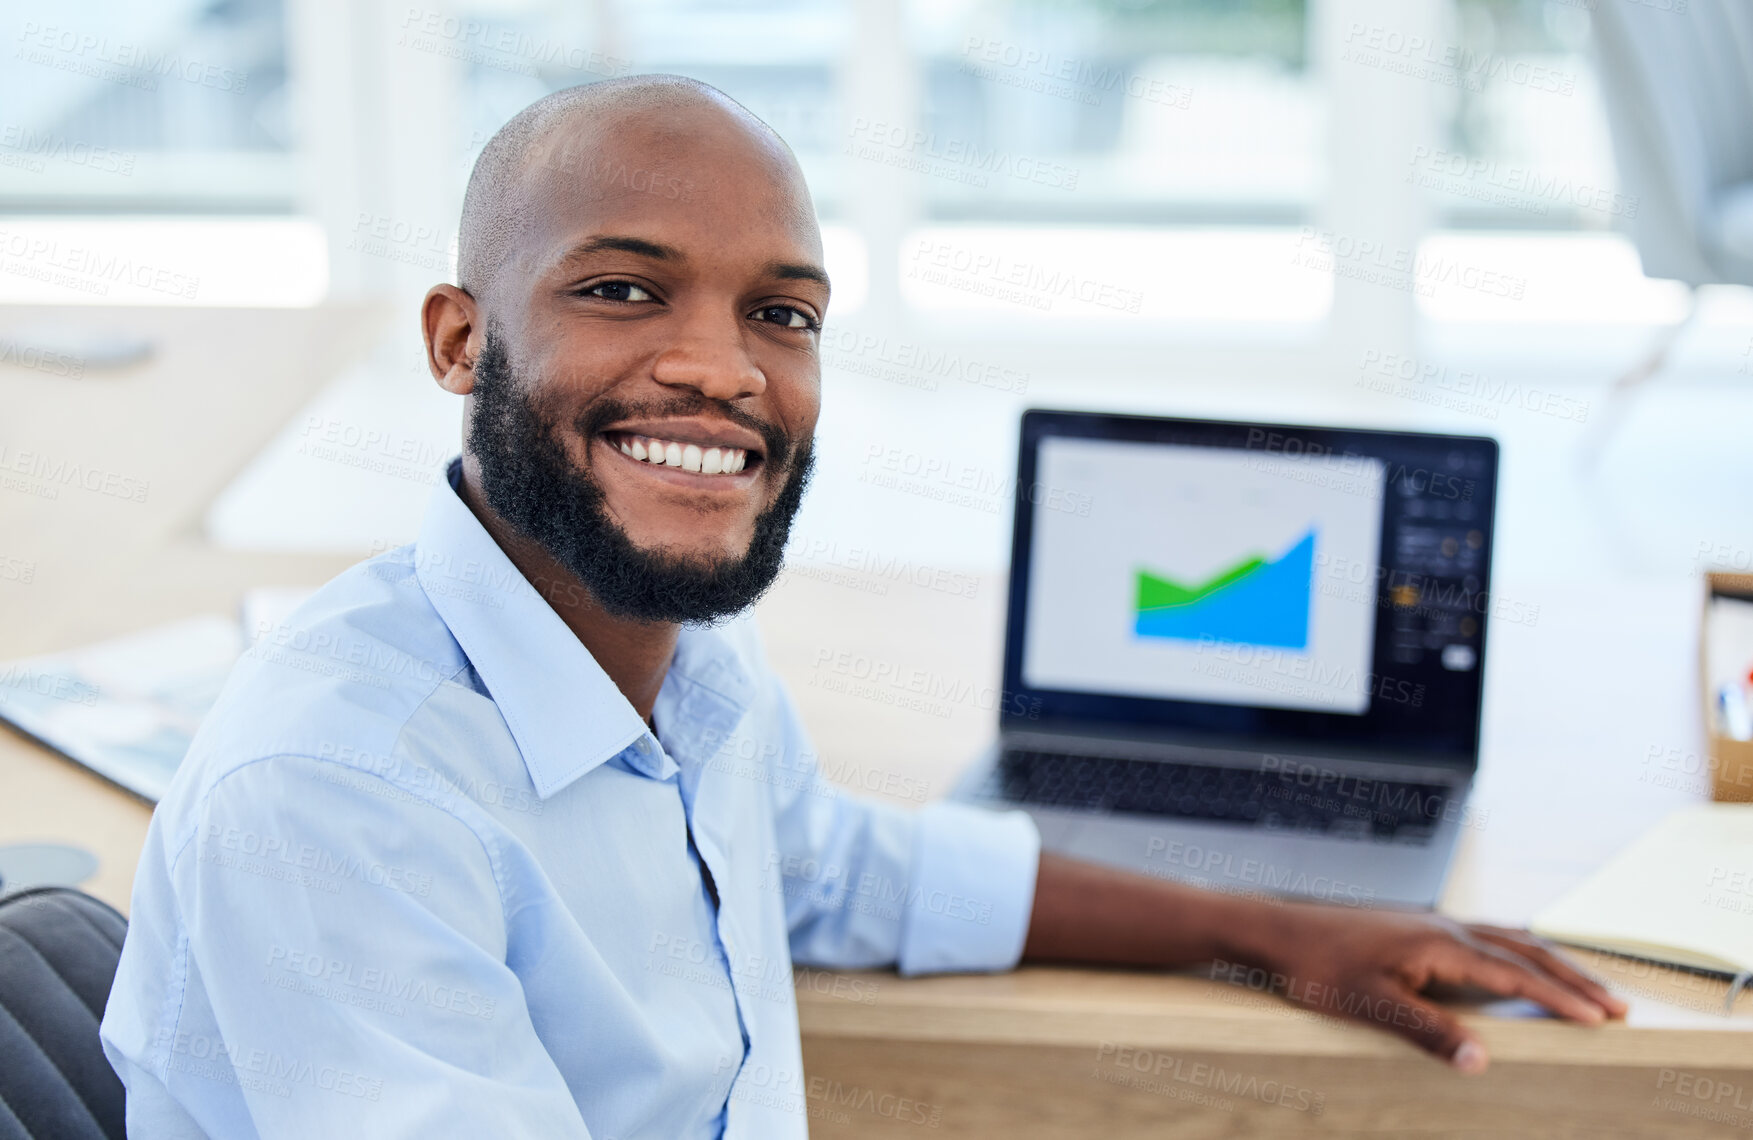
[{"xmin": 1, "ymin": 0, "xmax": 291, "ymax": 212}]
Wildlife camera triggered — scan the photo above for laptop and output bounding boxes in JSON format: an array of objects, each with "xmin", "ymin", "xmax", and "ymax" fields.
[{"xmin": 955, "ymin": 409, "xmax": 1499, "ymax": 909}]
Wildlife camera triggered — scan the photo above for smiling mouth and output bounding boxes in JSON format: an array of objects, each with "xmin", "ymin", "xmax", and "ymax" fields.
[{"xmin": 602, "ymin": 430, "xmax": 760, "ymax": 477}]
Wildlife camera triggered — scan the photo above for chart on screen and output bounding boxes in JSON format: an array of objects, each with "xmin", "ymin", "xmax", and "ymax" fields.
[
  {"xmin": 1133, "ymin": 529, "xmax": 1317, "ymax": 649},
  {"xmin": 1023, "ymin": 438, "xmax": 1384, "ymax": 715}
]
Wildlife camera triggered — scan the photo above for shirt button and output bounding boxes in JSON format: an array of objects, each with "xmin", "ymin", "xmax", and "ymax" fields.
[{"xmin": 636, "ymin": 738, "xmax": 653, "ymax": 754}]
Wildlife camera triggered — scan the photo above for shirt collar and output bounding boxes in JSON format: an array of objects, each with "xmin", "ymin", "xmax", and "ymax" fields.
[
  {"xmin": 653, "ymin": 624, "xmax": 758, "ymax": 765},
  {"xmin": 415, "ymin": 459, "xmax": 654, "ymax": 798}
]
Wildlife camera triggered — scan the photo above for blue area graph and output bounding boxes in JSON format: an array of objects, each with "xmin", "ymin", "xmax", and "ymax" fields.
[{"xmin": 1133, "ymin": 530, "xmax": 1315, "ymax": 649}]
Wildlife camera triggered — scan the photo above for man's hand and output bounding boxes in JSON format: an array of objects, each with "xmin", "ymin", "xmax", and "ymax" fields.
[
  {"xmin": 1234, "ymin": 905, "xmax": 1626, "ymax": 1072},
  {"xmin": 1022, "ymin": 853, "xmax": 1626, "ymax": 1073}
]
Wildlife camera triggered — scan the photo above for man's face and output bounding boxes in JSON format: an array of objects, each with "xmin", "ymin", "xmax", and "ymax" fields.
[{"xmin": 465, "ymin": 102, "xmax": 828, "ymax": 621}]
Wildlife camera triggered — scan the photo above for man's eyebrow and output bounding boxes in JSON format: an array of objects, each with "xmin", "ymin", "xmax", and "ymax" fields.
[
  {"xmin": 554, "ymin": 237, "xmax": 829, "ymax": 290},
  {"xmin": 559, "ymin": 235, "xmax": 684, "ymax": 264},
  {"xmin": 765, "ymin": 260, "xmax": 832, "ymax": 291}
]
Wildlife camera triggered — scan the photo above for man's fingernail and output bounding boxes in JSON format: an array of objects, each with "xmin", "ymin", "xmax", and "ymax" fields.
[{"xmin": 1452, "ymin": 1041, "xmax": 1489, "ymax": 1074}]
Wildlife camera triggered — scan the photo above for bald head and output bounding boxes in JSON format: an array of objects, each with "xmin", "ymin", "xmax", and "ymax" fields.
[{"xmin": 456, "ymin": 75, "xmax": 808, "ymax": 304}]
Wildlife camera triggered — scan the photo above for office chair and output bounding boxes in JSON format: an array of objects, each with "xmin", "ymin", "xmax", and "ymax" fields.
[
  {"xmin": 0, "ymin": 888, "xmax": 128, "ymax": 1140},
  {"xmin": 1585, "ymin": 0, "xmax": 1753, "ymax": 458}
]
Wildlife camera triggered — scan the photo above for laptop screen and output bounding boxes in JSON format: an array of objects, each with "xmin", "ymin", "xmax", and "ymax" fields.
[{"xmin": 1002, "ymin": 410, "xmax": 1499, "ymax": 763}]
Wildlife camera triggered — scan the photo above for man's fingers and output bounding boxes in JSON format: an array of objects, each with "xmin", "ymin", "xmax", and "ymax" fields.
[
  {"xmin": 1426, "ymin": 939, "xmax": 1608, "ymax": 1025},
  {"xmin": 1347, "ymin": 981, "xmax": 1488, "ymax": 1074},
  {"xmin": 1466, "ymin": 926, "xmax": 1627, "ymax": 1017}
]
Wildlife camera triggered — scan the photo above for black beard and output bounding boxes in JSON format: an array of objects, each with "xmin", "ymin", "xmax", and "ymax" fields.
[{"xmin": 466, "ymin": 330, "xmax": 813, "ymax": 625}]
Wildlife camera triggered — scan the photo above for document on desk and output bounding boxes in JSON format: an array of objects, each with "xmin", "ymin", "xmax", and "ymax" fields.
[
  {"xmin": 0, "ymin": 616, "xmax": 241, "ymax": 802},
  {"xmin": 1532, "ymin": 802, "xmax": 1753, "ymax": 976}
]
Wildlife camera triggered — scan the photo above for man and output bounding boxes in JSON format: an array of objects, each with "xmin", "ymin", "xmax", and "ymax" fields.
[{"xmin": 101, "ymin": 76, "xmax": 1622, "ymax": 1137}]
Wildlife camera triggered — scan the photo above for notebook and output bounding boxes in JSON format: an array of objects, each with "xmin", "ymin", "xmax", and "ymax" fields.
[
  {"xmin": 1531, "ymin": 803, "xmax": 1753, "ymax": 976},
  {"xmin": 0, "ymin": 615, "xmax": 242, "ymax": 802}
]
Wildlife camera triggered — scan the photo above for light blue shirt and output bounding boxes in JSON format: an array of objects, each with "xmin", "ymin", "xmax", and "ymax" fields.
[{"xmin": 101, "ymin": 459, "xmax": 1040, "ymax": 1138}]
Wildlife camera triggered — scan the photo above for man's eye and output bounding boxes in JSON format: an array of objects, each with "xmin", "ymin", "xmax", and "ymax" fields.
[
  {"xmin": 584, "ymin": 281, "xmax": 653, "ymax": 302},
  {"xmin": 753, "ymin": 305, "xmax": 817, "ymax": 330}
]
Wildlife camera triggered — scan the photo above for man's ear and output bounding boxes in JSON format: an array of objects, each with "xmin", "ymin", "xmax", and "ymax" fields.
[{"xmin": 422, "ymin": 284, "xmax": 482, "ymax": 395}]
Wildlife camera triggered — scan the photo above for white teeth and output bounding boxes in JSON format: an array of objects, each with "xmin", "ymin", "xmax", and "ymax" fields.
[{"xmin": 616, "ymin": 435, "xmax": 750, "ymax": 475}]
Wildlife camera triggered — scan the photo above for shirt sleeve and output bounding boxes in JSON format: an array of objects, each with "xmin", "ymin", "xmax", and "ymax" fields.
[
  {"xmin": 758, "ymin": 673, "xmax": 1041, "ymax": 977},
  {"xmin": 102, "ymin": 755, "xmax": 593, "ymax": 1139}
]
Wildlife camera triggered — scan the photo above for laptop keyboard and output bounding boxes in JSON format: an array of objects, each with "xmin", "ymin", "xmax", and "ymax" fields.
[{"xmin": 995, "ymin": 749, "xmax": 1449, "ymax": 842}]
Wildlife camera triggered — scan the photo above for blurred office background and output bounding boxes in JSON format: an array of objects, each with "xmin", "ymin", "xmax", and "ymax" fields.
[
  {"xmin": 4, "ymin": 0, "xmax": 1748, "ymax": 561},
  {"xmin": 2, "ymin": 0, "xmax": 1751, "ymax": 795}
]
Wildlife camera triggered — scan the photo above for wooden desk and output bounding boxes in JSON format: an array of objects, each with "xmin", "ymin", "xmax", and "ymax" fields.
[
  {"xmin": 4, "ymin": 307, "xmax": 1749, "ymax": 1136},
  {"xmin": 762, "ymin": 568, "xmax": 1753, "ymax": 1138},
  {"xmin": 794, "ymin": 963, "xmax": 1753, "ymax": 1138}
]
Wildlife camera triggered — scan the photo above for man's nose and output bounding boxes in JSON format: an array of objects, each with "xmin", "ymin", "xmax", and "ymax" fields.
[{"xmin": 650, "ymin": 307, "xmax": 767, "ymax": 401}]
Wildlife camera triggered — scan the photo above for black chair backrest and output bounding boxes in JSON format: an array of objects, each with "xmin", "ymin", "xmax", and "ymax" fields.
[{"xmin": 0, "ymin": 888, "xmax": 127, "ymax": 1140}]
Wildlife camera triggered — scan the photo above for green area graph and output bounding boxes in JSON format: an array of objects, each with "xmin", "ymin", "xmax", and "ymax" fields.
[{"xmin": 1133, "ymin": 530, "xmax": 1315, "ymax": 649}]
